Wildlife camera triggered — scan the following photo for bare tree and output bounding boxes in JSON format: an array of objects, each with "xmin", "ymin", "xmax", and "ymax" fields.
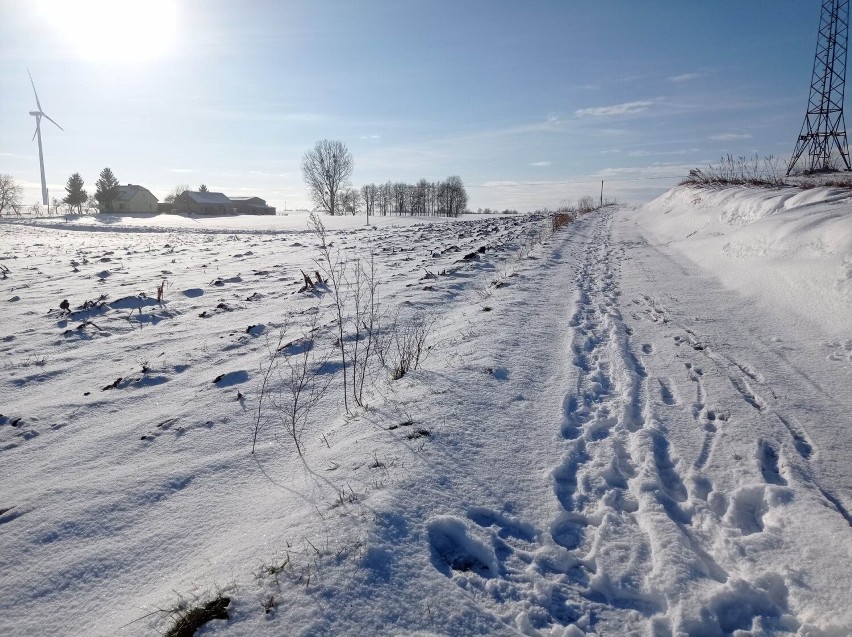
[
  {"xmin": 444, "ymin": 175, "xmax": 467, "ymax": 217},
  {"xmin": 378, "ymin": 182, "xmax": 392, "ymax": 216},
  {"xmin": 164, "ymin": 184, "xmax": 190, "ymax": 204},
  {"xmin": 360, "ymin": 183, "xmax": 377, "ymax": 223},
  {"xmin": 412, "ymin": 179, "xmax": 428, "ymax": 216},
  {"xmin": 0, "ymin": 174, "xmax": 23, "ymax": 217},
  {"xmin": 301, "ymin": 139, "xmax": 354, "ymax": 215},
  {"xmin": 340, "ymin": 187, "xmax": 362, "ymax": 216},
  {"xmin": 392, "ymin": 182, "xmax": 408, "ymax": 215},
  {"xmin": 85, "ymin": 194, "xmax": 99, "ymax": 214}
]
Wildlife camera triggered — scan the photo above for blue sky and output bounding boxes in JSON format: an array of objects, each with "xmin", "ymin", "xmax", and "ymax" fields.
[{"xmin": 0, "ymin": 1, "xmax": 822, "ymax": 211}]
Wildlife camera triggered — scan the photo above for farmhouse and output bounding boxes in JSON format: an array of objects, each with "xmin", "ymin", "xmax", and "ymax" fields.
[
  {"xmin": 174, "ymin": 190, "xmax": 236, "ymax": 215},
  {"xmin": 229, "ymin": 196, "xmax": 276, "ymax": 215},
  {"xmin": 103, "ymin": 184, "xmax": 159, "ymax": 213}
]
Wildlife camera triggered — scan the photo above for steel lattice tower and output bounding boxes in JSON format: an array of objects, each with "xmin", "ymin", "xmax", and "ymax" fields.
[{"xmin": 788, "ymin": 0, "xmax": 852, "ymax": 175}]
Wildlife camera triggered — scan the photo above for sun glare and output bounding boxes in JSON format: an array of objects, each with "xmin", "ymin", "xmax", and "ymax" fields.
[{"xmin": 39, "ymin": 0, "xmax": 177, "ymax": 63}]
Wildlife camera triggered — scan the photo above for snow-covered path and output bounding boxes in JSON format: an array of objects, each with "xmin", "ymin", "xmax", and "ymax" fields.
[{"xmin": 326, "ymin": 207, "xmax": 852, "ymax": 636}]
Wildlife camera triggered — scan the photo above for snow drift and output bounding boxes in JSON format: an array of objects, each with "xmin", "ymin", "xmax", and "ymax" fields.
[{"xmin": 636, "ymin": 184, "xmax": 852, "ymax": 338}]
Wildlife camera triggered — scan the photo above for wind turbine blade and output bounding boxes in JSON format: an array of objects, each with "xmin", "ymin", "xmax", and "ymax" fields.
[
  {"xmin": 42, "ymin": 113, "xmax": 64, "ymax": 131},
  {"xmin": 32, "ymin": 124, "xmax": 39, "ymax": 142},
  {"xmin": 27, "ymin": 68, "xmax": 43, "ymax": 112}
]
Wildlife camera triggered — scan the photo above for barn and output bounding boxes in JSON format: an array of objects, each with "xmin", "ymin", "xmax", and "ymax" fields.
[{"xmin": 173, "ymin": 191, "xmax": 236, "ymax": 215}]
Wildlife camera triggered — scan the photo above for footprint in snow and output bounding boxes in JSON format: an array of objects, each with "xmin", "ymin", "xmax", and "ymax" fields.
[
  {"xmin": 427, "ymin": 515, "xmax": 497, "ymax": 578},
  {"xmin": 724, "ymin": 485, "xmax": 793, "ymax": 536},
  {"xmin": 658, "ymin": 378, "xmax": 678, "ymax": 406}
]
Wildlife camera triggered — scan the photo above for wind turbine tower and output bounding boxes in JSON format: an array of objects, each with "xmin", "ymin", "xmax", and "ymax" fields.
[
  {"xmin": 27, "ymin": 70, "xmax": 64, "ymax": 205},
  {"xmin": 788, "ymin": 0, "xmax": 852, "ymax": 174}
]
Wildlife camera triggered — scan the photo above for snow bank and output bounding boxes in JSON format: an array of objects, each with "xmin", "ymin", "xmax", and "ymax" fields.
[{"xmin": 636, "ymin": 185, "xmax": 852, "ymax": 338}]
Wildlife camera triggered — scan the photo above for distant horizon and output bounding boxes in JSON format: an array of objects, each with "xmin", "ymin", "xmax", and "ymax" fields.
[{"xmin": 0, "ymin": 1, "xmax": 826, "ymax": 211}]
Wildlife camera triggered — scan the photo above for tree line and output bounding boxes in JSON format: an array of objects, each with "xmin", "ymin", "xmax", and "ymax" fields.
[
  {"xmin": 301, "ymin": 139, "xmax": 468, "ymax": 217},
  {"xmin": 354, "ymin": 177, "xmax": 467, "ymax": 217}
]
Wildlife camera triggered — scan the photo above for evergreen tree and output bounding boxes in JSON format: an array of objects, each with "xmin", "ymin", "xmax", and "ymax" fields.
[
  {"xmin": 63, "ymin": 173, "xmax": 87, "ymax": 214},
  {"xmin": 95, "ymin": 167, "xmax": 119, "ymax": 212},
  {"xmin": 199, "ymin": 184, "xmax": 209, "ymax": 192}
]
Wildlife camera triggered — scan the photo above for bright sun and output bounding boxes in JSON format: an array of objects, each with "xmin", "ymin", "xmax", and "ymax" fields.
[{"xmin": 38, "ymin": 0, "xmax": 177, "ymax": 64}]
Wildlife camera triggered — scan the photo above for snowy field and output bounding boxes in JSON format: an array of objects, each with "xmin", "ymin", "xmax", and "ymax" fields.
[{"xmin": 1, "ymin": 187, "xmax": 850, "ymax": 636}]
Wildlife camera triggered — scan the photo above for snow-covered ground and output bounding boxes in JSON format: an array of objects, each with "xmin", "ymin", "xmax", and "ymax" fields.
[{"xmin": 1, "ymin": 187, "xmax": 850, "ymax": 636}]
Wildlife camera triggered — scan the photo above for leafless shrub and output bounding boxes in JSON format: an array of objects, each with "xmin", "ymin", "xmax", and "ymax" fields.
[
  {"xmin": 551, "ymin": 212, "xmax": 574, "ymax": 232},
  {"xmin": 681, "ymin": 154, "xmax": 786, "ymax": 187},
  {"xmin": 819, "ymin": 178, "xmax": 852, "ymax": 188},
  {"xmin": 309, "ymin": 212, "xmax": 350, "ymax": 412},
  {"xmin": 577, "ymin": 195, "xmax": 598, "ymax": 213},
  {"xmin": 271, "ymin": 316, "xmax": 332, "ymax": 456},
  {"xmin": 252, "ymin": 313, "xmax": 331, "ymax": 456},
  {"xmin": 379, "ymin": 312, "xmax": 434, "ymax": 380},
  {"xmin": 252, "ymin": 328, "xmax": 286, "ymax": 454},
  {"xmin": 348, "ymin": 255, "xmax": 382, "ymax": 408}
]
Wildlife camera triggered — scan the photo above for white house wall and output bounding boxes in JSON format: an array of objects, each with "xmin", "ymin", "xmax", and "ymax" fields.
[{"xmin": 114, "ymin": 191, "xmax": 158, "ymax": 214}]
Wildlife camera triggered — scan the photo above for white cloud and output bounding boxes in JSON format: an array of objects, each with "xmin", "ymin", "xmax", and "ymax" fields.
[
  {"xmin": 575, "ymin": 100, "xmax": 654, "ymax": 117},
  {"xmin": 530, "ymin": 161, "xmax": 551, "ymax": 167},
  {"xmin": 360, "ymin": 134, "xmax": 381, "ymax": 141},
  {"xmin": 710, "ymin": 133, "xmax": 752, "ymax": 141},
  {"xmin": 594, "ymin": 161, "xmax": 696, "ymax": 180},
  {"xmin": 481, "ymin": 180, "xmax": 525, "ymax": 187},
  {"xmin": 668, "ymin": 72, "xmax": 701, "ymax": 83}
]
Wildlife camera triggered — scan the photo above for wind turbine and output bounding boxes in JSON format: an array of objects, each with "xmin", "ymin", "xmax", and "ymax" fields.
[{"xmin": 28, "ymin": 70, "xmax": 63, "ymax": 206}]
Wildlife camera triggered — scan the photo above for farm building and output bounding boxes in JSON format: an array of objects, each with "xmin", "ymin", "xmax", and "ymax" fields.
[
  {"xmin": 229, "ymin": 196, "xmax": 276, "ymax": 215},
  {"xmin": 102, "ymin": 184, "xmax": 159, "ymax": 213},
  {"xmin": 173, "ymin": 191, "xmax": 236, "ymax": 215}
]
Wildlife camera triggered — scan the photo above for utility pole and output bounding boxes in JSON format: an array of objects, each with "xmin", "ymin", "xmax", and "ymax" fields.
[
  {"xmin": 600, "ymin": 180, "xmax": 604, "ymax": 208},
  {"xmin": 788, "ymin": 0, "xmax": 852, "ymax": 174}
]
